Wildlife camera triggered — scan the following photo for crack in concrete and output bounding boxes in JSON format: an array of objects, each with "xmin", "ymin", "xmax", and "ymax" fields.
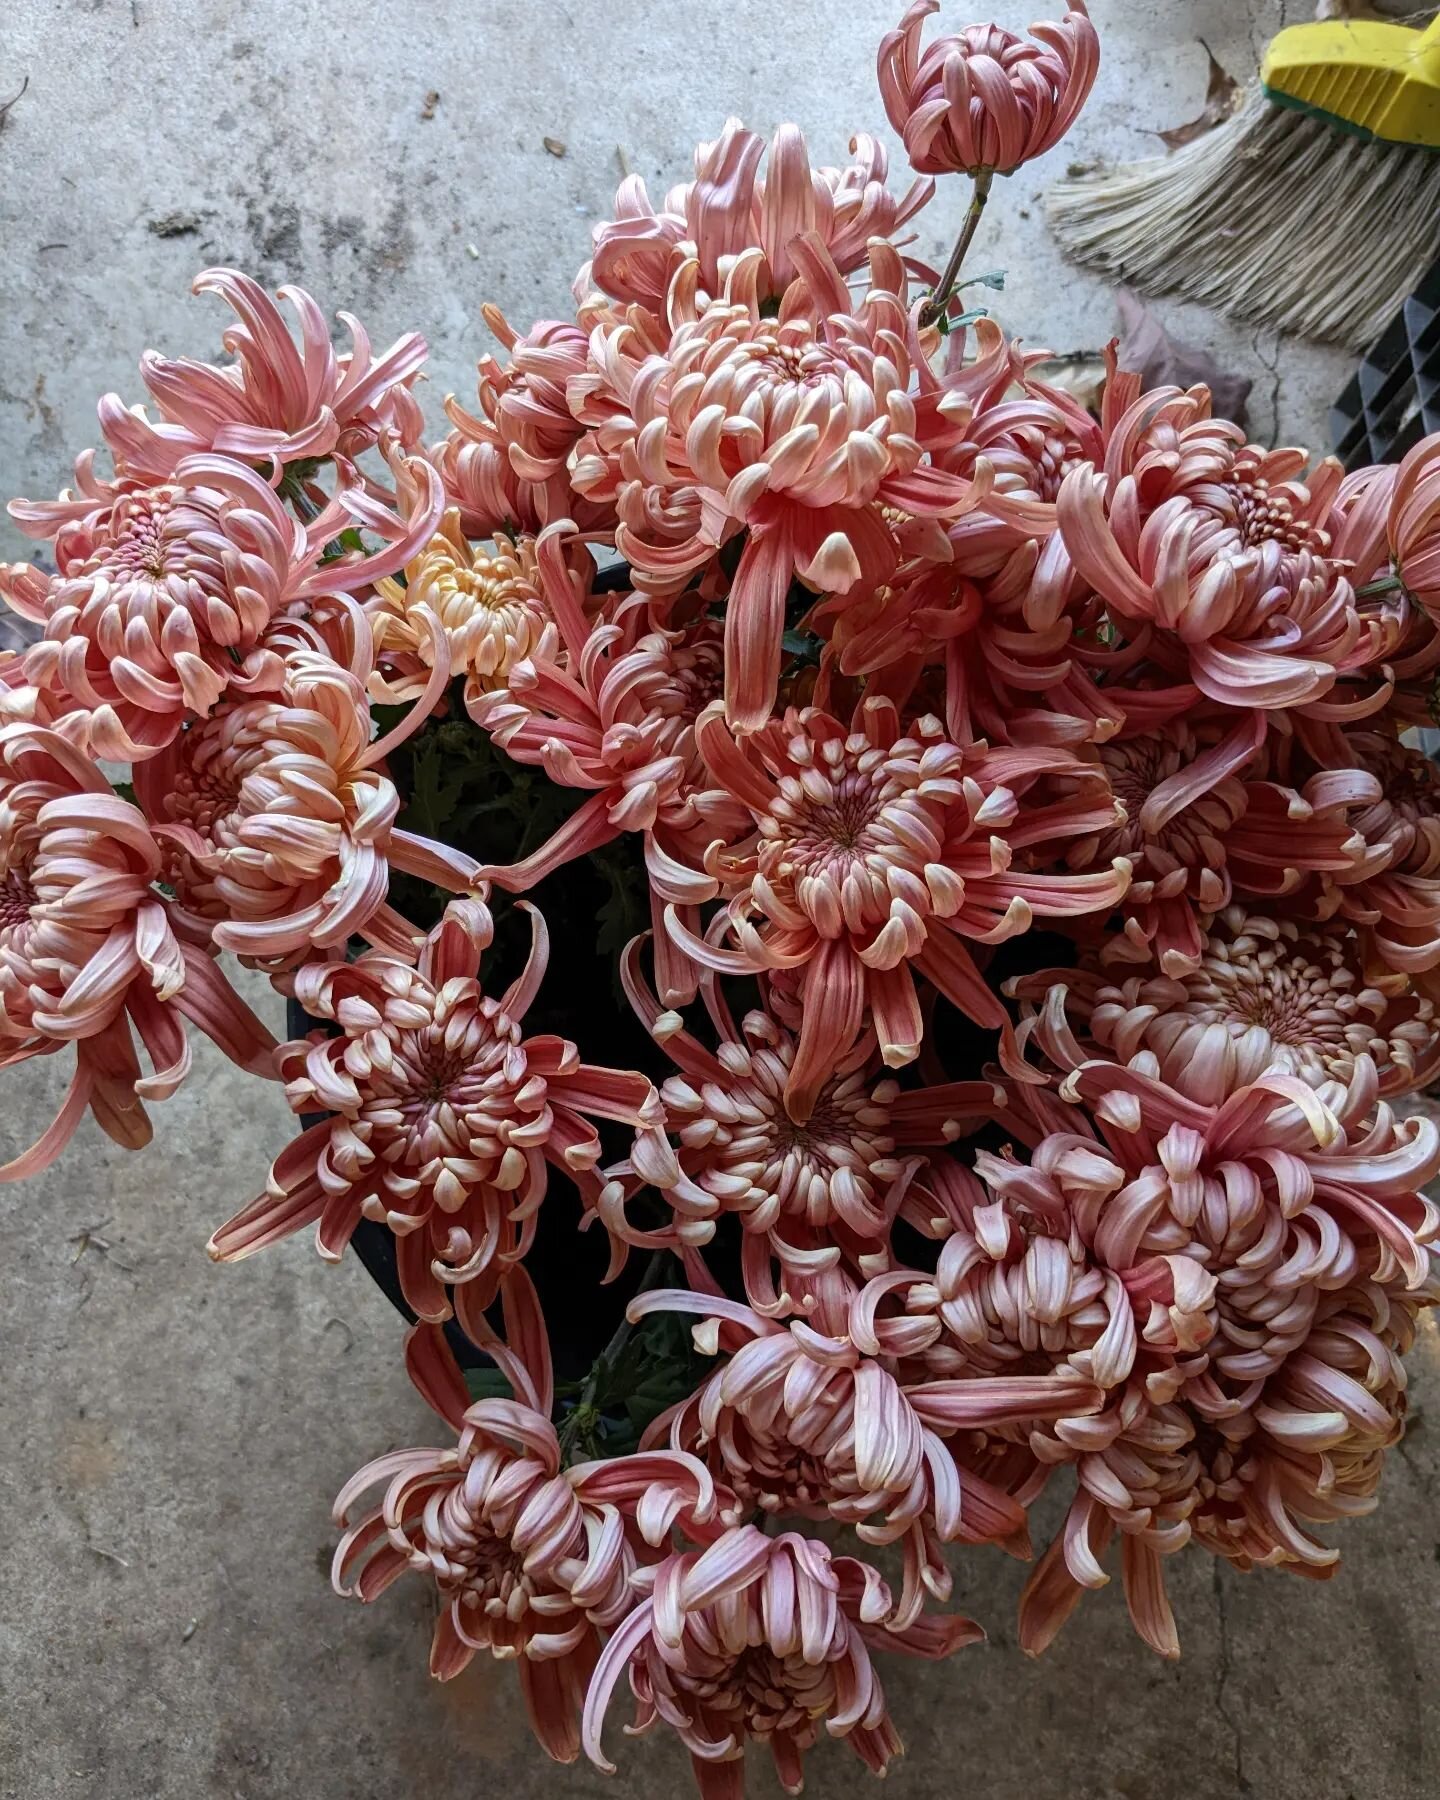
[
  {"xmin": 1212, "ymin": 1561, "xmax": 1252, "ymax": 1795},
  {"xmin": 1251, "ymin": 328, "xmax": 1284, "ymax": 446}
]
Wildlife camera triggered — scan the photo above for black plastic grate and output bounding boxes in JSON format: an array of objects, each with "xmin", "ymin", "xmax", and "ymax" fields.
[{"xmin": 1332, "ymin": 256, "xmax": 1440, "ymax": 471}]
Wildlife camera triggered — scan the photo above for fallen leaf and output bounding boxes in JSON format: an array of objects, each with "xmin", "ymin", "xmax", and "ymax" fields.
[
  {"xmin": 1156, "ymin": 43, "xmax": 1241, "ymax": 150},
  {"xmin": 420, "ymin": 89, "xmax": 440, "ymax": 121},
  {"xmin": 543, "ymin": 136, "xmax": 567, "ymax": 158},
  {"xmin": 147, "ymin": 210, "xmax": 201, "ymax": 239},
  {"xmin": 1115, "ymin": 288, "xmax": 1252, "ymax": 428}
]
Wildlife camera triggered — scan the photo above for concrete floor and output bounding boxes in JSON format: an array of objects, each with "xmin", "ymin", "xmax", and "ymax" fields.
[{"xmin": 0, "ymin": 3, "xmax": 1435, "ymax": 1797}]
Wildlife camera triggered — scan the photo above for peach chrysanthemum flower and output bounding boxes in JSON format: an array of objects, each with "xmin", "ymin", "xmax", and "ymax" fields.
[
  {"xmin": 877, "ymin": 1, "xmax": 1100, "ymax": 177},
  {"xmin": 1019, "ymin": 1014, "xmax": 1440, "ymax": 1293},
  {"xmin": 334, "ymin": 1276, "xmax": 721, "ymax": 1764},
  {"xmin": 1304, "ymin": 726, "xmax": 1440, "ymax": 992},
  {"xmin": 369, "ymin": 508, "xmax": 557, "ymax": 704},
  {"xmin": 1, "ymin": 445, "xmax": 444, "ymax": 760},
  {"xmin": 630, "ymin": 1279, "xmax": 1061, "ymax": 1627},
  {"xmin": 102, "ymin": 267, "xmax": 427, "ymax": 476},
  {"xmin": 1016, "ymin": 1267, "xmax": 1439, "ymax": 1653},
  {"xmin": 583, "ymin": 1524, "xmax": 978, "ymax": 1797},
  {"xmin": 208, "ymin": 900, "xmax": 663, "ymax": 1319},
  {"xmin": 580, "ymin": 120, "xmax": 932, "ymax": 313},
  {"xmin": 1012, "ymin": 905, "xmax": 1440, "ymax": 1103},
  {"xmin": 1064, "ymin": 717, "xmax": 1366, "ymax": 976},
  {"xmin": 473, "ymin": 544, "xmax": 748, "ymax": 1007},
  {"xmin": 1328, "ymin": 436, "xmax": 1440, "ymax": 625},
  {"xmin": 1186, "ymin": 1274, "xmax": 1436, "ymax": 1577},
  {"xmin": 133, "ymin": 632, "xmax": 474, "ymax": 963},
  {"xmin": 438, "ymin": 310, "xmax": 599, "ymax": 538},
  {"xmin": 0, "ymin": 721, "xmax": 277, "ymax": 1178},
  {"xmin": 971, "ymin": 1010, "xmax": 1440, "ymax": 1654},
  {"xmin": 859, "ymin": 1151, "xmax": 1154, "ymax": 1385},
  {"xmin": 1054, "ymin": 374, "xmax": 1404, "ymax": 716},
  {"xmin": 612, "ymin": 947, "xmax": 999, "ymax": 1306},
  {"xmin": 668, "ymin": 696, "xmax": 1128, "ymax": 1119},
  {"xmin": 570, "ymin": 238, "xmax": 990, "ymax": 730}
]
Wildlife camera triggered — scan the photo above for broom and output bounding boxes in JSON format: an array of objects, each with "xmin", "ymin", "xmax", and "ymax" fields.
[{"xmin": 1047, "ymin": 11, "xmax": 1440, "ymax": 348}]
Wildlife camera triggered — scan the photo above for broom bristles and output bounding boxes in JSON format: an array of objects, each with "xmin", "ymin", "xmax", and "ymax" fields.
[{"xmin": 1047, "ymin": 85, "xmax": 1440, "ymax": 349}]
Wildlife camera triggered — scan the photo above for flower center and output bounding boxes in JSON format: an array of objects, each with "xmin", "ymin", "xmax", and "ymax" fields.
[
  {"xmin": 0, "ymin": 864, "xmax": 37, "ymax": 933},
  {"xmin": 356, "ymin": 1006, "xmax": 532, "ymax": 1172},
  {"xmin": 725, "ymin": 1442, "xmax": 834, "ymax": 1513},
  {"xmin": 684, "ymin": 1646, "xmax": 832, "ymax": 1741},
  {"xmin": 450, "ymin": 1523, "xmax": 532, "ymax": 1610},
  {"xmin": 773, "ymin": 770, "xmax": 887, "ymax": 877},
  {"xmin": 1221, "ymin": 476, "xmax": 1321, "ymax": 555},
  {"xmin": 109, "ymin": 499, "xmax": 175, "ymax": 579}
]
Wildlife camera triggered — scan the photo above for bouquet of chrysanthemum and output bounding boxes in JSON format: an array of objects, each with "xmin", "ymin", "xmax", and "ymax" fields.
[{"xmin": 5, "ymin": 4, "xmax": 1440, "ymax": 1790}]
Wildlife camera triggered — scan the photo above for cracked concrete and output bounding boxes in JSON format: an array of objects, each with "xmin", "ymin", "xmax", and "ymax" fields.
[{"xmin": 1, "ymin": 2, "xmax": 1438, "ymax": 1798}]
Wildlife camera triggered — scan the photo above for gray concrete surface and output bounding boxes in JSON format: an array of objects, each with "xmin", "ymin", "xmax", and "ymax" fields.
[{"xmin": 0, "ymin": 3, "xmax": 1434, "ymax": 1798}]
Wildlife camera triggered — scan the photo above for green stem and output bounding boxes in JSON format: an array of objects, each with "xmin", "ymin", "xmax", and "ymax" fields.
[
  {"xmin": 919, "ymin": 167, "xmax": 995, "ymax": 330},
  {"xmin": 556, "ymin": 1248, "xmax": 672, "ymax": 1461}
]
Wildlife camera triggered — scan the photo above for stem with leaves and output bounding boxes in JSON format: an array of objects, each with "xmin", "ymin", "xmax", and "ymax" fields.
[
  {"xmin": 556, "ymin": 1249, "xmax": 674, "ymax": 1463},
  {"xmin": 919, "ymin": 166, "xmax": 995, "ymax": 330}
]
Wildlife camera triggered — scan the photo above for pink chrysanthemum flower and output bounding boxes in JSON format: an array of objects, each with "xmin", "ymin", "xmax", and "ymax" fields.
[
  {"xmin": 1307, "ymin": 726, "xmax": 1440, "ymax": 991},
  {"xmin": 208, "ymin": 900, "xmax": 663, "ymax": 1319},
  {"xmin": 975, "ymin": 1009, "xmax": 1440, "ymax": 1653},
  {"xmin": 1328, "ymin": 436, "xmax": 1440, "ymax": 623},
  {"xmin": 1020, "ymin": 1019, "xmax": 1440, "ymax": 1292},
  {"xmin": 613, "ymin": 947, "xmax": 1000, "ymax": 1305},
  {"xmin": 0, "ymin": 721, "xmax": 277, "ymax": 1177},
  {"xmin": 569, "ymin": 238, "xmax": 989, "ymax": 730},
  {"xmin": 472, "ymin": 545, "xmax": 748, "ymax": 1007},
  {"xmin": 858, "ymin": 1152, "xmax": 1154, "ymax": 1385},
  {"xmin": 1187, "ymin": 1274, "xmax": 1435, "ymax": 1577},
  {"xmin": 438, "ymin": 309, "xmax": 599, "ymax": 538},
  {"xmin": 583, "ymin": 1524, "xmax": 977, "ymax": 1797},
  {"xmin": 1065, "ymin": 717, "xmax": 1366, "ymax": 976},
  {"xmin": 334, "ymin": 1276, "xmax": 721, "ymax": 1763},
  {"xmin": 1, "ymin": 444, "xmax": 443, "ymax": 760},
  {"xmin": 669, "ymin": 696, "xmax": 1128, "ymax": 1119},
  {"xmin": 1014, "ymin": 905, "xmax": 1440, "ymax": 1103},
  {"xmin": 1016, "ymin": 1267, "xmax": 1439, "ymax": 1653},
  {"xmin": 369, "ymin": 508, "xmax": 557, "ymax": 704},
  {"xmin": 102, "ymin": 267, "xmax": 427, "ymax": 476},
  {"xmin": 877, "ymin": 1, "xmax": 1100, "ymax": 177},
  {"xmin": 133, "ymin": 632, "xmax": 474, "ymax": 962},
  {"xmin": 814, "ymin": 509, "xmax": 1119, "ymax": 754},
  {"xmin": 1055, "ymin": 376, "xmax": 1403, "ymax": 714},
  {"xmin": 580, "ymin": 120, "xmax": 933, "ymax": 314},
  {"xmin": 929, "ymin": 329, "xmax": 1106, "ymax": 533},
  {"xmin": 631, "ymin": 1284, "xmax": 980, "ymax": 1628}
]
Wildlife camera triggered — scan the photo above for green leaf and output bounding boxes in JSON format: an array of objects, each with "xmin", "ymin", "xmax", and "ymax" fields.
[
  {"xmin": 962, "ymin": 268, "xmax": 1006, "ymax": 291},
  {"xmin": 591, "ymin": 841, "xmax": 649, "ymax": 997},
  {"xmin": 462, "ymin": 1364, "xmax": 514, "ymax": 1403},
  {"xmin": 936, "ymin": 307, "xmax": 989, "ymax": 337},
  {"xmin": 320, "ymin": 526, "xmax": 367, "ymax": 564}
]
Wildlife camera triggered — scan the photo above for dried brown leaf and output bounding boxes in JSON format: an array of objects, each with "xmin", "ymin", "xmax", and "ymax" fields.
[
  {"xmin": 1156, "ymin": 43, "xmax": 1241, "ymax": 150},
  {"xmin": 543, "ymin": 135, "xmax": 567, "ymax": 158},
  {"xmin": 1115, "ymin": 288, "xmax": 1252, "ymax": 428},
  {"xmin": 420, "ymin": 89, "xmax": 440, "ymax": 121}
]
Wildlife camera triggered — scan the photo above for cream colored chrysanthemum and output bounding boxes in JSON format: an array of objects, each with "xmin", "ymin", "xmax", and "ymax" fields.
[{"xmin": 370, "ymin": 508, "xmax": 555, "ymax": 702}]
